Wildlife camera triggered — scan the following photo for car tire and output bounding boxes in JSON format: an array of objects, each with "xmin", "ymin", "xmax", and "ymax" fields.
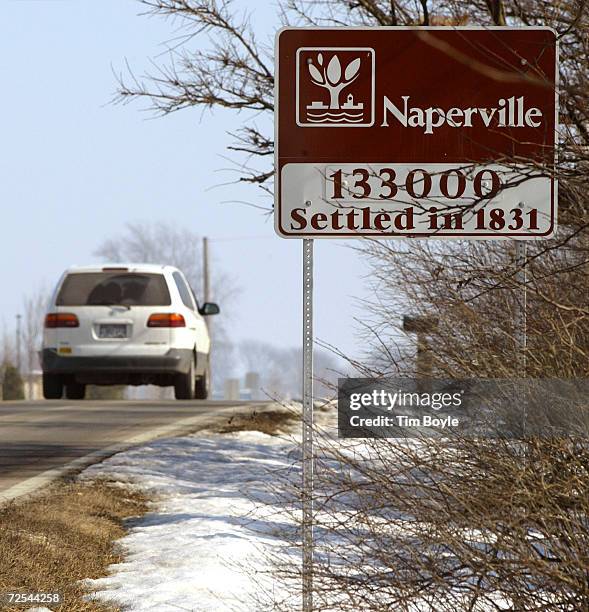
[
  {"xmin": 65, "ymin": 383, "xmax": 86, "ymax": 400},
  {"xmin": 195, "ymin": 357, "xmax": 210, "ymax": 400},
  {"xmin": 175, "ymin": 356, "xmax": 196, "ymax": 400},
  {"xmin": 43, "ymin": 373, "xmax": 64, "ymax": 400}
]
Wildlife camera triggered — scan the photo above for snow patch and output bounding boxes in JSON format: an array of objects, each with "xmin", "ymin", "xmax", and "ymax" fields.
[{"xmin": 82, "ymin": 430, "xmax": 298, "ymax": 611}]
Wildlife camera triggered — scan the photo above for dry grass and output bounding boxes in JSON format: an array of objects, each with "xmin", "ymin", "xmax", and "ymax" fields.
[
  {"xmin": 211, "ymin": 408, "xmax": 298, "ymax": 436},
  {"xmin": 0, "ymin": 480, "xmax": 149, "ymax": 611}
]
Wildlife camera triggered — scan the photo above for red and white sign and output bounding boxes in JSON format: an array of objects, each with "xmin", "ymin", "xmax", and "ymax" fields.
[{"xmin": 275, "ymin": 28, "xmax": 558, "ymax": 239}]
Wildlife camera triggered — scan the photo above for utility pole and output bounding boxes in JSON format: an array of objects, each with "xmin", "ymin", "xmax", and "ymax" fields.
[
  {"xmin": 15, "ymin": 314, "xmax": 22, "ymax": 372},
  {"xmin": 202, "ymin": 237, "xmax": 213, "ymax": 390},
  {"xmin": 403, "ymin": 315, "xmax": 438, "ymax": 393},
  {"xmin": 203, "ymin": 236, "xmax": 210, "ymax": 304}
]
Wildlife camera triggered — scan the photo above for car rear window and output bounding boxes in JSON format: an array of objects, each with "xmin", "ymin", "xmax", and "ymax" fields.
[{"xmin": 56, "ymin": 272, "xmax": 171, "ymax": 306}]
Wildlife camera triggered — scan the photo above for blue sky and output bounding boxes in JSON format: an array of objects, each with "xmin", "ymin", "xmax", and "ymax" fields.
[{"xmin": 0, "ymin": 0, "xmax": 371, "ymax": 359}]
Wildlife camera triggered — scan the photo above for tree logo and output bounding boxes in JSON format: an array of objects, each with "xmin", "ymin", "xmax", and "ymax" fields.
[{"xmin": 296, "ymin": 47, "xmax": 375, "ymax": 127}]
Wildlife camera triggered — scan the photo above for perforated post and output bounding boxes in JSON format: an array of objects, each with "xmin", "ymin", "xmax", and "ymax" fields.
[{"xmin": 302, "ymin": 238, "xmax": 314, "ymax": 612}]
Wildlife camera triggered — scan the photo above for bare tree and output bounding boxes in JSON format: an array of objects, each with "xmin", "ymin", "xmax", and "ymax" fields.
[
  {"xmin": 0, "ymin": 320, "xmax": 15, "ymax": 369},
  {"xmin": 238, "ymin": 339, "xmax": 347, "ymax": 398},
  {"xmin": 116, "ymin": 0, "xmax": 275, "ymax": 191},
  {"xmin": 21, "ymin": 287, "xmax": 49, "ymax": 398},
  {"xmin": 96, "ymin": 222, "xmax": 201, "ymax": 291}
]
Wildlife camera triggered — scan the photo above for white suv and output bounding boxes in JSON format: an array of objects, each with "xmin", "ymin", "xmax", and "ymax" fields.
[{"xmin": 41, "ymin": 264, "xmax": 219, "ymax": 400}]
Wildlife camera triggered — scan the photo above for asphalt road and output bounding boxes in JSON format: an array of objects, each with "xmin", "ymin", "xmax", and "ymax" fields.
[{"xmin": 0, "ymin": 399, "xmax": 265, "ymax": 502}]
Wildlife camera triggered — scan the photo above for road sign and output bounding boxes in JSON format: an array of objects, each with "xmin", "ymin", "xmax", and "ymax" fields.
[{"xmin": 275, "ymin": 27, "xmax": 558, "ymax": 239}]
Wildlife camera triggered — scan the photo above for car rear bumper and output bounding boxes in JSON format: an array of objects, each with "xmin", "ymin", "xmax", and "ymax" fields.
[{"xmin": 41, "ymin": 348, "xmax": 193, "ymax": 385}]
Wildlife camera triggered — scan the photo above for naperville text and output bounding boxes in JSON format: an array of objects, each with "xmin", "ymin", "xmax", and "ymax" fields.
[{"xmin": 382, "ymin": 95, "xmax": 543, "ymax": 134}]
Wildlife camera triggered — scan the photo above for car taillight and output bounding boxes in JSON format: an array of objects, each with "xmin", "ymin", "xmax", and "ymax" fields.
[
  {"xmin": 147, "ymin": 313, "xmax": 186, "ymax": 328},
  {"xmin": 45, "ymin": 313, "xmax": 79, "ymax": 328}
]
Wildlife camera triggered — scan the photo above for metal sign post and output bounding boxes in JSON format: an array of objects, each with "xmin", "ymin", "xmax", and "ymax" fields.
[{"xmin": 302, "ymin": 238, "xmax": 314, "ymax": 612}]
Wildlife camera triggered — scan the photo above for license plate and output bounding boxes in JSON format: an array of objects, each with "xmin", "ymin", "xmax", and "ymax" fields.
[{"xmin": 98, "ymin": 324, "xmax": 127, "ymax": 339}]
